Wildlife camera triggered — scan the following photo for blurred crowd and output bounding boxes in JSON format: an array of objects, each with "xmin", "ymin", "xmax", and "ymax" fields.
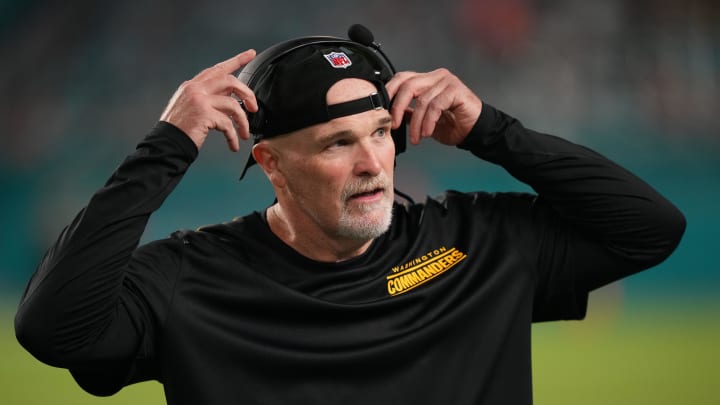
[
  {"xmin": 1, "ymin": 0, "xmax": 717, "ymax": 168},
  {"xmin": 0, "ymin": 0, "xmax": 718, "ymax": 289}
]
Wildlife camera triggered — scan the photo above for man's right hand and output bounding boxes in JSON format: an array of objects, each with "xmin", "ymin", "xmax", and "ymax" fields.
[{"xmin": 159, "ymin": 49, "xmax": 258, "ymax": 152}]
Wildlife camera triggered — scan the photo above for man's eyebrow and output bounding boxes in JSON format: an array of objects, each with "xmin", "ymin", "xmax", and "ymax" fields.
[
  {"xmin": 377, "ymin": 115, "xmax": 393, "ymax": 126},
  {"xmin": 317, "ymin": 129, "xmax": 353, "ymax": 144},
  {"xmin": 318, "ymin": 116, "xmax": 393, "ymax": 143}
]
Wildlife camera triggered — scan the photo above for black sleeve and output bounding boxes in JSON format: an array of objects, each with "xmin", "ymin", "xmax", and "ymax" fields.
[
  {"xmin": 458, "ymin": 104, "xmax": 686, "ymax": 320},
  {"xmin": 14, "ymin": 122, "xmax": 197, "ymax": 395}
]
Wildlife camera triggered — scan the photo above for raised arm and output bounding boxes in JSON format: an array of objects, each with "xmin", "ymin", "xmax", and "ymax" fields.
[
  {"xmin": 466, "ymin": 103, "xmax": 685, "ymax": 288},
  {"xmin": 15, "ymin": 50, "xmax": 258, "ymax": 394},
  {"xmin": 387, "ymin": 69, "xmax": 685, "ymax": 292}
]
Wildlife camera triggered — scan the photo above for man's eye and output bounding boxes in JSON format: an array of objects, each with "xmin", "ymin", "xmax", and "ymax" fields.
[{"xmin": 375, "ymin": 128, "xmax": 388, "ymax": 137}]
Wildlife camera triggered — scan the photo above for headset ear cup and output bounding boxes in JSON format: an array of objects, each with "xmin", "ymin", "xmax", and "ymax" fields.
[
  {"xmin": 388, "ymin": 93, "xmax": 407, "ymax": 155},
  {"xmin": 245, "ymin": 102, "xmax": 265, "ymax": 135},
  {"xmin": 391, "ymin": 121, "xmax": 407, "ymax": 155}
]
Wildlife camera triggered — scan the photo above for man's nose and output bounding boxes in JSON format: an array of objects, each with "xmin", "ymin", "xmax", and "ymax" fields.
[{"xmin": 353, "ymin": 141, "xmax": 383, "ymax": 177}]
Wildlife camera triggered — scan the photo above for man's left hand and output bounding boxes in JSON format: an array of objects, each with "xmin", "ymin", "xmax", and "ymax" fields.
[{"xmin": 386, "ymin": 69, "xmax": 483, "ymax": 146}]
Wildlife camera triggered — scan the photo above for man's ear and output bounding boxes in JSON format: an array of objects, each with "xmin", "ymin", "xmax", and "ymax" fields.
[{"xmin": 252, "ymin": 142, "xmax": 286, "ymax": 188}]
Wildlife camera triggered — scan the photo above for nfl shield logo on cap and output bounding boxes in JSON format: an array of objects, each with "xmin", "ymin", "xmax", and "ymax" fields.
[{"xmin": 323, "ymin": 51, "xmax": 352, "ymax": 68}]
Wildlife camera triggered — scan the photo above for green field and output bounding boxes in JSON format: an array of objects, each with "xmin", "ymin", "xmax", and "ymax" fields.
[
  {"xmin": 2, "ymin": 299, "xmax": 718, "ymax": 404},
  {"xmin": 532, "ymin": 307, "xmax": 719, "ymax": 404}
]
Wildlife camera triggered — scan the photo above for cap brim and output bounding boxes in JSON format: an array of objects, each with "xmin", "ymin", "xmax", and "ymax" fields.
[{"xmin": 239, "ymin": 153, "xmax": 256, "ymax": 180}]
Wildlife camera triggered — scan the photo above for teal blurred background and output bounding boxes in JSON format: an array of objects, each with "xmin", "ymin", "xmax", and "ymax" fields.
[{"xmin": 1, "ymin": 0, "xmax": 718, "ymax": 403}]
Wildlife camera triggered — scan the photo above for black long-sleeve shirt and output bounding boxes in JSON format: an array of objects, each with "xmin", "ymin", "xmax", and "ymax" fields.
[{"xmin": 15, "ymin": 104, "xmax": 685, "ymax": 404}]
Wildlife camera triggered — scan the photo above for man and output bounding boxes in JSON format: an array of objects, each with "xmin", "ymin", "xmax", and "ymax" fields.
[{"xmin": 15, "ymin": 31, "xmax": 685, "ymax": 405}]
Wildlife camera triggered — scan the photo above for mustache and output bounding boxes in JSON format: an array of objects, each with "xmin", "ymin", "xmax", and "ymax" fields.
[{"xmin": 341, "ymin": 174, "xmax": 391, "ymax": 200}]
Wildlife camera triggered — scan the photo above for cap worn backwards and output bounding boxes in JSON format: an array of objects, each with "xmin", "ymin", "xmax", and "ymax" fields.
[{"xmin": 253, "ymin": 43, "xmax": 391, "ymax": 137}]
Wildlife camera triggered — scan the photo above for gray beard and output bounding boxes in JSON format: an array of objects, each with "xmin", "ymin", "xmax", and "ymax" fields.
[
  {"xmin": 336, "ymin": 197, "xmax": 393, "ymax": 240},
  {"xmin": 336, "ymin": 174, "xmax": 393, "ymax": 240}
]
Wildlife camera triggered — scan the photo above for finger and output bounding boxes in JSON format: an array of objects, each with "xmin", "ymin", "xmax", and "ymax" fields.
[
  {"xmin": 232, "ymin": 108, "xmax": 252, "ymax": 141},
  {"xmin": 389, "ymin": 78, "xmax": 423, "ymax": 130},
  {"xmin": 386, "ymin": 72, "xmax": 418, "ymax": 129},
  {"xmin": 209, "ymin": 110, "xmax": 240, "ymax": 152},
  {"xmin": 401, "ymin": 109, "xmax": 424, "ymax": 145},
  {"xmin": 420, "ymin": 100, "xmax": 448, "ymax": 141},
  {"xmin": 404, "ymin": 108, "xmax": 432, "ymax": 146},
  {"xmin": 196, "ymin": 49, "xmax": 257, "ymax": 80},
  {"xmin": 394, "ymin": 71, "xmax": 447, "ymax": 143},
  {"xmin": 385, "ymin": 71, "xmax": 415, "ymax": 100},
  {"xmin": 389, "ymin": 69, "xmax": 451, "ymax": 132},
  {"xmin": 207, "ymin": 95, "xmax": 251, "ymax": 140},
  {"xmin": 410, "ymin": 77, "xmax": 453, "ymax": 142},
  {"xmin": 201, "ymin": 74, "xmax": 258, "ymax": 112},
  {"xmin": 409, "ymin": 77, "xmax": 451, "ymax": 142}
]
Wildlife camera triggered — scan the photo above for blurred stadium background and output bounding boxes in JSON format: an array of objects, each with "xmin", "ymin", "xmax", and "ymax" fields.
[{"xmin": 1, "ymin": 0, "xmax": 718, "ymax": 403}]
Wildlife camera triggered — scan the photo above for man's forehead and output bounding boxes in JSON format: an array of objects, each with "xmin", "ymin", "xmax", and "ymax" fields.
[
  {"xmin": 321, "ymin": 112, "xmax": 390, "ymax": 142},
  {"xmin": 293, "ymin": 108, "xmax": 392, "ymax": 144},
  {"xmin": 321, "ymin": 109, "xmax": 392, "ymax": 132},
  {"xmin": 265, "ymin": 108, "xmax": 391, "ymax": 147}
]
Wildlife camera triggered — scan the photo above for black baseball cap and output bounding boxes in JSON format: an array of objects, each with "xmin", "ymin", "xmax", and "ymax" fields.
[{"xmin": 237, "ymin": 32, "xmax": 404, "ymax": 179}]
